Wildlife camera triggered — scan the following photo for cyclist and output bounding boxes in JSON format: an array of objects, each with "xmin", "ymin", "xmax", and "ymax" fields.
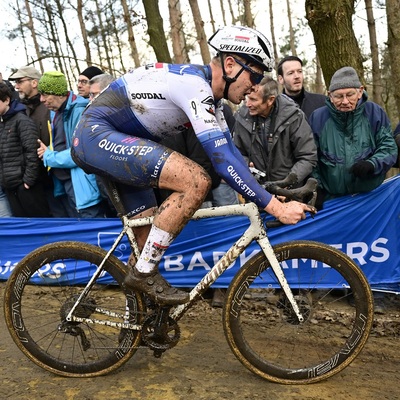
[{"xmin": 72, "ymin": 26, "xmax": 315, "ymax": 306}]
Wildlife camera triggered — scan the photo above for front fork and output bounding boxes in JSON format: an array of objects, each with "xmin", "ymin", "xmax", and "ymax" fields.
[{"xmin": 257, "ymin": 237, "xmax": 304, "ymax": 323}]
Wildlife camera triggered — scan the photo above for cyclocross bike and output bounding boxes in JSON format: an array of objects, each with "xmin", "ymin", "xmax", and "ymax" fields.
[{"xmin": 3, "ymin": 175, "xmax": 374, "ymax": 384}]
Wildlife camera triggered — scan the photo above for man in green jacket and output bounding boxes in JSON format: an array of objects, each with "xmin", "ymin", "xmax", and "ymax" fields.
[
  {"xmin": 309, "ymin": 66, "xmax": 398, "ymax": 314},
  {"xmin": 309, "ymin": 66, "xmax": 397, "ymax": 204}
]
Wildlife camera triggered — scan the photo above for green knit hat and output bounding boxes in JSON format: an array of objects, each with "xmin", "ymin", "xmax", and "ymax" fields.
[{"xmin": 38, "ymin": 71, "xmax": 68, "ymax": 96}]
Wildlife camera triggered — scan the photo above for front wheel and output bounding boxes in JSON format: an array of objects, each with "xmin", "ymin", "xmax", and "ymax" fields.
[
  {"xmin": 4, "ymin": 241, "xmax": 146, "ymax": 377},
  {"xmin": 223, "ymin": 240, "xmax": 373, "ymax": 384}
]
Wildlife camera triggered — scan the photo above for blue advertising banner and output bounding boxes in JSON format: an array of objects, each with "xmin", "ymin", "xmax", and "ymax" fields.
[{"xmin": 0, "ymin": 175, "xmax": 399, "ymax": 292}]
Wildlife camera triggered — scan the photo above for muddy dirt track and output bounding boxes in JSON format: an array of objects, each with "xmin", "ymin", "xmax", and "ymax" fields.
[{"xmin": 1, "ymin": 283, "xmax": 399, "ymax": 400}]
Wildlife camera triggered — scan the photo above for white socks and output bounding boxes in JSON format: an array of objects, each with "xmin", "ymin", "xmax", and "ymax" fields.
[{"xmin": 135, "ymin": 225, "xmax": 175, "ymax": 274}]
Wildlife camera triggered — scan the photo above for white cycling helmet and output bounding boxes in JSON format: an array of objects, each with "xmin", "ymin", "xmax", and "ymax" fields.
[{"xmin": 208, "ymin": 25, "xmax": 274, "ymax": 72}]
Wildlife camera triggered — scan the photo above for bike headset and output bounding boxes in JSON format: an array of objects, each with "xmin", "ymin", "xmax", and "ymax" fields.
[{"xmin": 208, "ymin": 25, "xmax": 274, "ymax": 100}]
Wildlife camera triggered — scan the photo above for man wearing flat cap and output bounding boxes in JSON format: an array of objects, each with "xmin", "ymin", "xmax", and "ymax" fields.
[
  {"xmin": 77, "ymin": 66, "xmax": 103, "ymax": 98},
  {"xmin": 37, "ymin": 71, "xmax": 105, "ymax": 218},
  {"xmin": 9, "ymin": 66, "xmax": 51, "ymax": 146}
]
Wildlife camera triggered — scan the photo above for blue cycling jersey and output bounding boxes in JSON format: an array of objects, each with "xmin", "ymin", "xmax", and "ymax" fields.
[{"xmin": 72, "ymin": 62, "xmax": 272, "ymax": 214}]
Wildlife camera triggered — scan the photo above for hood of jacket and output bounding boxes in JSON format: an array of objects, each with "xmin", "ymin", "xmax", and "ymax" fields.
[{"xmin": 1, "ymin": 99, "xmax": 26, "ymax": 121}]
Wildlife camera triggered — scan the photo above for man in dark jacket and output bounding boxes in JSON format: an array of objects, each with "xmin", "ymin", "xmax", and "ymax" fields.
[
  {"xmin": 9, "ymin": 65, "xmax": 57, "ymax": 215},
  {"xmin": 9, "ymin": 66, "xmax": 51, "ymax": 145},
  {"xmin": 234, "ymin": 76, "xmax": 317, "ymax": 186},
  {"xmin": 0, "ymin": 83, "xmax": 50, "ymax": 217},
  {"xmin": 277, "ymin": 55, "xmax": 326, "ymax": 119}
]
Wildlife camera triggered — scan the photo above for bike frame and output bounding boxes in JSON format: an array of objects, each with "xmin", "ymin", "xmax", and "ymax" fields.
[{"xmin": 65, "ymin": 202, "xmax": 304, "ymax": 326}]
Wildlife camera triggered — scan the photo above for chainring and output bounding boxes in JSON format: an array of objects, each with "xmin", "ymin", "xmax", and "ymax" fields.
[{"xmin": 141, "ymin": 313, "xmax": 180, "ymax": 351}]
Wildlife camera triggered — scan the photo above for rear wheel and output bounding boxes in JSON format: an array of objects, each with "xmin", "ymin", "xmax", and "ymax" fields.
[
  {"xmin": 4, "ymin": 241, "xmax": 145, "ymax": 377},
  {"xmin": 223, "ymin": 240, "xmax": 373, "ymax": 384}
]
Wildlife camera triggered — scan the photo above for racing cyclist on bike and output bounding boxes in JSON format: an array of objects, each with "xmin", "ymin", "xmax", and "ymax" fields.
[{"xmin": 71, "ymin": 26, "xmax": 315, "ymax": 306}]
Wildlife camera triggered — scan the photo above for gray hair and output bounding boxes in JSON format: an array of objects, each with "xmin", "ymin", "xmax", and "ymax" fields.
[
  {"xmin": 89, "ymin": 73, "xmax": 115, "ymax": 91},
  {"xmin": 257, "ymin": 76, "xmax": 278, "ymax": 102}
]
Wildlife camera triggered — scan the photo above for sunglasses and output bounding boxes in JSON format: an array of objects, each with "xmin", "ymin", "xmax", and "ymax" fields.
[{"xmin": 232, "ymin": 57, "xmax": 264, "ymax": 85}]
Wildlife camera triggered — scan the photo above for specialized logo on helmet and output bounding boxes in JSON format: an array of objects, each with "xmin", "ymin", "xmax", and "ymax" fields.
[{"xmin": 219, "ymin": 44, "xmax": 262, "ymax": 55}]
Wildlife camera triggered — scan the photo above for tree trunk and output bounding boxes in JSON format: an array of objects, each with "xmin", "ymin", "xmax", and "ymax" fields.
[
  {"xmin": 24, "ymin": 0, "xmax": 44, "ymax": 71},
  {"xmin": 94, "ymin": 0, "xmax": 113, "ymax": 72},
  {"xmin": 286, "ymin": 0, "xmax": 297, "ymax": 55},
  {"xmin": 43, "ymin": 0, "xmax": 65, "ymax": 74},
  {"xmin": 188, "ymin": 0, "xmax": 210, "ymax": 64},
  {"xmin": 365, "ymin": 0, "xmax": 383, "ymax": 106},
  {"xmin": 207, "ymin": 0, "xmax": 216, "ymax": 32},
  {"xmin": 269, "ymin": 0, "xmax": 279, "ymax": 74},
  {"xmin": 54, "ymin": 0, "xmax": 79, "ymax": 73},
  {"xmin": 243, "ymin": 0, "xmax": 255, "ymax": 28},
  {"xmin": 305, "ymin": 0, "xmax": 364, "ymax": 89},
  {"xmin": 74, "ymin": 0, "xmax": 92, "ymax": 67},
  {"xmin": 121, "ymin": 0, "xmax": 141, "ymax": 68},
  {"xmin": 143, "ymin": 0, "xmax": 172, "ymax": 63},
  {"xmin": 169, "ymin": 0, "xmax": 189, "ymax": 63},
  {"xmin": 226, "ymin": 0, "xmax": 237, "ymax": 25},
  {"xmin": 386, "ymin": 0, "xmax": 400, "ymax": 116},
  {"xmin": 219, "ymin": 0, "xmax": 227, "ymax": 25},
  {"xmin": 109, "ymin": 2, "xmax": 127, "ymax": 74}
]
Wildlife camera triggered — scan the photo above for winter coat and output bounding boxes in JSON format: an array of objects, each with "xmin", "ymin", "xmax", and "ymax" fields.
[
  {"xmin": 309, "ymin": 91, "xmax": 398, "ymax": 196},
  {"xmin": 22, "ymin": 94, "xmax": 51, "ymax": 145},
  {"xmin": 233, "ymin": 94, "xmax": 318, "ymax": 185},
  {"xmin": 42, "ymin": 92, "xmax": 102, "ymax": 210},
  {"xmin": 283, "ymin": 88, "xmax": 326, "ymax": 120},
  {"xmin": 0, "ymin": 100, "xmax": 41, "ymax": 189}
]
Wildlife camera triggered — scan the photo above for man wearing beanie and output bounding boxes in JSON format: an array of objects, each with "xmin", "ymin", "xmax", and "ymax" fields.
[
  {"xmin": 309, "ymin": 66, "xmax": 398, "ymax": 313},
  {"xmin": 37, "ymin": 70, "xmax": 105, "ymax": 218},
  {"xmin": 77, "ymin": 66, "xmax": 103, "ymax": 98}
]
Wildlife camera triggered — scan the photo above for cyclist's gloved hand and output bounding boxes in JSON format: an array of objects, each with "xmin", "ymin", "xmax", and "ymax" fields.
[{"xmin": 349, "ymin": 160, "xmax": 374, "ymax": 178}]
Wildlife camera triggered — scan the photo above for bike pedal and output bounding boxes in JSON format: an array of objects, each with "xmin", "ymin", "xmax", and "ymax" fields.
[{"xmin": 153, "ymin": 350, "xmax": 164, "ymax": 358}]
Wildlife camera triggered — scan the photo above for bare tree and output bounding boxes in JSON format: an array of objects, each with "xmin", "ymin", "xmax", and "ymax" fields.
[
  {"xmin": 54, "ymin": 0, "xmax": 79, "ymax": 73},
  {"xmin": 386, "ymin": 0, "xmax": 400, "ymax": 116},
  {"xmin": 207, "ymin": 0, "xmax": 216, "ymax": 32},
  {"xmin": 243, "ymin": 0, "xmax": 255, "ymax": 28},
  {"xmin": 24, "ymin": 0, "xmax": 44, "ymax": 71},
  {"xmin": 142, "ymin": 0, "xmax": 172, "ymax": 63},
  {"xmin": 121, "ymin": 0, "xmax": 141, "ymax": 68},
  {"xmin": 305, "ymin": 0, "xmax": 365, "ymax": 88},
  {"xmin": 188, "ymin": 0, "xmax": 210, "ymax": 64},
  {"xmin": 42, "ymin": 0, "xmax": 66, "ymax": 73},
  {"xmin": 108, "ymin": 2, "xmax": 127, "ymax": 73},
  {"xmin": 365, "ymin": 0, "xmax": 383, "ymax": 106},
  {"xmin": 220, "ymin": 0, "xmax": 227, "ymax": 25},
  {"xmin": 226, "ymin": 0, "xmax": 238, "ymax": 25},
  {"xmin": 268, "ymin": 0, "xmax": 279, "ymax": 73},
  {"xmin": 169, "ymin": 0, "xmax": 189, "ymax": 63},
  {"xmin": 286, "ymin": 0, "xmax": 297, "ymax": 56},
  {"xmin": 69, "ymin": 0, "xmax": 92, "ymax": 68},
  {"xmin": 94, "ymin": 0, "xmax": 113, "ymax": 72}
]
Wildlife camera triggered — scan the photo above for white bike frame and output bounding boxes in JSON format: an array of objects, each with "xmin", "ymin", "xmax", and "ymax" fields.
[{"xmin": 66, "ymin": 202, "xmax": 304, "ymax": 325}]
